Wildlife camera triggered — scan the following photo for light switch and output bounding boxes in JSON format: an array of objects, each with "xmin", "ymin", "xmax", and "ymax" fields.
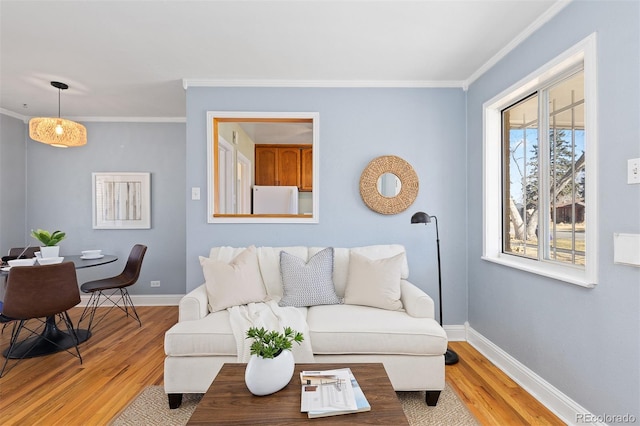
[
  {"xmin": 614, "ymin": 233, "xmax": 640, "ymax": 267},
  {"xmin": 628, "ymin": 158, "xmax": 640, "ymax": 184},
  {"xmin": 191, "ymin": 187, "xmax": 200, "ymax": 200}
]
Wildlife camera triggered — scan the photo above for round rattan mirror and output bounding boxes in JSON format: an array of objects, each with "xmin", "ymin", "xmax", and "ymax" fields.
[{"xmin": 359, "ymin": 155, "xmax": 419, "ymax": 215}]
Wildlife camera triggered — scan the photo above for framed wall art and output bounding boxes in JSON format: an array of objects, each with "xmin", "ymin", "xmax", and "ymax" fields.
[{"xmin": 92, "ymin": 172, "xmax": 151, "ymax": 229}]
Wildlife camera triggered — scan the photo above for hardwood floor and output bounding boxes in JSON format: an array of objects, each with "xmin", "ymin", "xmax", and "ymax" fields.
[
  {"xmin": 446, "ymin": 341, "xmax": 563, "ymax": 425},
  {"xmin": 0, "ymin": 306, "xmax": 564, "ymax": 425}
]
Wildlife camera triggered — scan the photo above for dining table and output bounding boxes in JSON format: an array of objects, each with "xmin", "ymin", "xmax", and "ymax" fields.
[{"xmin": 1, "ymin": 254, "xmax": 117, "ymax": 359}]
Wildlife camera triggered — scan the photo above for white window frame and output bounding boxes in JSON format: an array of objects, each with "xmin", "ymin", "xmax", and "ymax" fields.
[{"xmin": 482, "ymin": 33, "xmax": 598, "ymax": 288}]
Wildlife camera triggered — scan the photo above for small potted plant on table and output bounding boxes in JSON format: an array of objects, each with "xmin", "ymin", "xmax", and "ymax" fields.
[
  {"xmin": 31, "ymin": 229, "xmax": 66, "ymax": 258},
  {"xmin": 244, "ymin": 326, "xmax": 304, "ymax": 396}
]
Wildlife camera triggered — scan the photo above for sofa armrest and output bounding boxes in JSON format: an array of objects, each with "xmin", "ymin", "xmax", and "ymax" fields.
[
  {"xmin": 178, "ymin": 284, "xmax": 209, "ymax": 322},
  {"xmin": 400, "ymin": 280, "xmax": 435, "ymax": 318}
]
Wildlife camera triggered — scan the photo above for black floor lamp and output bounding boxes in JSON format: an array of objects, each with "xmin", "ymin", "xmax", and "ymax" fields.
[{"xmin": 411, "ymin": 211, "xmax": 459, "ymax": 365}]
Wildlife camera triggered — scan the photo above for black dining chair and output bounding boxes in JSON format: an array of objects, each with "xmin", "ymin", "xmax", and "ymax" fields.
[
  {"xmin": 0, "ymin": 262, "xmax": 82, "ymax": 378},
  {"xmin": 8, "ymin": 247, "xmax": 40, "ymax": 258},
  {"xmin": 77, "ymin": 244, "xmax": 147, "ymax": 333},
  {"xmin": 2, "ymin": 247, "xmax": 40, "ymax": 265}
]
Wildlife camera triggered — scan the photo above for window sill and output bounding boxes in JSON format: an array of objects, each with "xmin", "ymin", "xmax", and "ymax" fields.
[{"xmin": 481, "ymin": 253, "xmax": 596, "ymax": 288}]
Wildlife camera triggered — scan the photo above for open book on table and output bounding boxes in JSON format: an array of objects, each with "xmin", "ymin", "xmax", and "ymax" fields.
[{"xmin": 300, "ymin": 368, "xmax": 371, "ymax": 418}]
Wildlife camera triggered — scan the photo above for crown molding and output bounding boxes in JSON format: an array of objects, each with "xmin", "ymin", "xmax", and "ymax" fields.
[
  {"xmin": 0, "ymin": 110, "xmax": 185, "ymax": 124},
  {"xmin": 464, "ymin": 0, "xmax": 573, "ymax": 89},
  {"xmin": 68, "ymin": 116, "xmax": 186, "ymax": 123},
  {"xmin": 0, "ymin": 108, "xmax": 29, "ymax": 122},
  {"xmin": 183, "ymin": 78, "xmax": 465, "ymax": 89}
]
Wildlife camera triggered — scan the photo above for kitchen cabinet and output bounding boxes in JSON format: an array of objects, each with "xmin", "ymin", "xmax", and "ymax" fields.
[
  {"xmin": 255, "ymin": 145, "xmax": 312, "ymax": 191},
  {"xmin": 300, "ymin": 147, "xmax": 313, "ymax": 191}
]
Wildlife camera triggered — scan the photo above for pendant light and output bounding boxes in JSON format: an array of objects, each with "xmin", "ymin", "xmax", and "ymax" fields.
[{"xmin": 29, "ymin": 81, "xmax": 87, "ymax": 148}]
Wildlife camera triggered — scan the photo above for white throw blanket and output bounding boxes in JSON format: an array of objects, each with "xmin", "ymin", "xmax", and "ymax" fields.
[{"xmin": 228, "ymin": 300, "xmax": 315, "ymax": 363}]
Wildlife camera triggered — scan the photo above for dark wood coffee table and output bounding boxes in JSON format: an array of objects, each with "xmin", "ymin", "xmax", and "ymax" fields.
[{"xmin": 187, "ymin": 363, "xmax": 409, "ymax": 425}]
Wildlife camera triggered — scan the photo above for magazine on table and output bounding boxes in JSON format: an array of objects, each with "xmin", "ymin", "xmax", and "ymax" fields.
[{"xmin": 300, "ymin": 368, "xmax": 371, "ymax": 418}]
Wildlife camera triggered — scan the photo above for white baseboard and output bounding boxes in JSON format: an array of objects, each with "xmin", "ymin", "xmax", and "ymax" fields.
[
  {"xmin": 466, "ymin": 325, "xmax": 604, "ymax": 426},
  {"xmin": 78, "ymin": 294, "xmax": 183, "ymax": 307},
  {"xmin": 444, "ymin": 324, "xmax": 467, "ymax": 342}
]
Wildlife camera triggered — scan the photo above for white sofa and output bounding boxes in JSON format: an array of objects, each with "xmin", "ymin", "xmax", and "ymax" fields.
[{"xmin": 164, "ymin": 245, "xmax": 447, "ymax": 408}]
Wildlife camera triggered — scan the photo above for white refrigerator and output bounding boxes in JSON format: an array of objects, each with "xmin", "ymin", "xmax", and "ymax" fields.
[{"xmin": 252, "ymin": 186, "xmax": 299, "ymax": 214}]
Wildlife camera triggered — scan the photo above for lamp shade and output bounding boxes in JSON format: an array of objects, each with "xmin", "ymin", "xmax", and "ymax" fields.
[
  {"xmin": 28, "ymin": 81, "xmax": 87, "ymax": 148},
  {"xmin": 410, "ymin": 211, "xmax": 431, "ymax": 224},
  {"xmin": 29, "ymin": 117, "xmax": 87, "ymax": 148}
]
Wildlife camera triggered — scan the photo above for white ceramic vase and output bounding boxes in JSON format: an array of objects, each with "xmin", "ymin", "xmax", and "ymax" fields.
[
  {"xmin": 40, "ymin": 246, "xmax": 60, "ymax": 258},
  {"xmin": 244, "ymin": 350, "xmax": 295, "ymax": 396}
]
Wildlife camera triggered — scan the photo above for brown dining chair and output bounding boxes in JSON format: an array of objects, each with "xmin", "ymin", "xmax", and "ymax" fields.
[
  {"xmin": 0, "ymin": 262, "xmax": 82, "ymax": 378},
  {"xmin": 1, "ymin": 247, "xmax": 40, "ymax": 333},
  {"xmin": 77, "ymin": 244, "xmax": 147, "ymax": 333}
]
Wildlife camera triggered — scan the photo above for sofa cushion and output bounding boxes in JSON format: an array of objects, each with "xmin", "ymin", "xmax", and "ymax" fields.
[
  {"xmin": 279, "ymin": 247, "xmax": 342, "ymax": 307},
  {"xmin": 165, "ymin": 307, "xmax": 309, "ymax": 357},
  {"xmin": 208, "ymin": 246, "xmax": 247, "ymax": 263},
  {"xmin": 349, "ymin": 245, "xmax": 409, "ymax": 279},
  {"xmin": 207, "ymin": 245, "xmax": 409, "ymax": 301},
  {"xmin": 164, "ymin": 309, "xmax": 237, "ymax": 356},
  {"xmin": 200, "ymin": 246, "xmax": 267, "ymax": 313},
  {"xmin": 256, "ymin": 246, "xmax": 308, "ymax": 299},
  {"xmin": 307, "ymin": 304, "xmax": 447, "ymax": 356},
  {"xmin": 310, "ymin": 245, "xmax": 409, "ymax": 297},
  {"xmin": 343, "ymin": 252, "xmax": 404, "ymax": 311},
  {"xmin": 308, "ymin": 247, "xmax": 349, "ymax": 297}
]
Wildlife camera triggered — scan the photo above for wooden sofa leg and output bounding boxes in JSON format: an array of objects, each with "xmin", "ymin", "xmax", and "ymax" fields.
[
  {"xmin": 425, "ymin": 390, "xmax": 441, "ymax": 406},
  {"xmin": 168, "ymin": 393, "xmax": 183, "ymax": 409}
]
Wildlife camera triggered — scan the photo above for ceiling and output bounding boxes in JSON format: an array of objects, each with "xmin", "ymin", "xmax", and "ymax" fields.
[
  {"xmin": 0, "ymin": 0, "xmax": 568, "ymax": 120},
  {"xmin": 239, "ymin": 122, "xmax": 313, "ymax": 145}
]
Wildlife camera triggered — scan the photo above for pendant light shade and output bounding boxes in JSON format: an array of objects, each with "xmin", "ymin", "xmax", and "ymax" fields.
[{"xmin": 28, "ymin": 81, "xmax": 87, "ymax": 148}]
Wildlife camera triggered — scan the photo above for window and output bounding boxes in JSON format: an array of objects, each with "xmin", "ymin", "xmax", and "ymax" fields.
[
  {"xmin": 483, "ymin": 34, "xmax": 597, "ymax": 287},
  {"xmin": 503, "ymin": 70, "xmax": 585, "ymax": 265}
]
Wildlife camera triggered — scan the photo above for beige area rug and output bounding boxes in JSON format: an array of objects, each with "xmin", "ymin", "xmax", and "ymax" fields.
[{"xmin": 112, "ymin": 384, "xmax": 478, "ymax": 426}]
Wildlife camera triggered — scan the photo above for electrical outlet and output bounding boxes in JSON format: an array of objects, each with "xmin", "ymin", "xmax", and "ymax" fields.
[
  {"xmin": 629, "ymin": 158, "xmax": 640, "ymax": 184},
  {"xmin": 150, "ymin": 280, "xmax": 160, "ymax": 287}
]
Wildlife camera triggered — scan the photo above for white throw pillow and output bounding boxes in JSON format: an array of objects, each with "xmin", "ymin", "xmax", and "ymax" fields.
[
  {"xmin": 200, "ymin": 246, "xmax": 268, "ymax": 313},
  {"xmin": 344, "ymin": 251, "xmax": 404, "ymax": 311},
  {"xmin": 278, "ymin": 247, "xmax": 342, "ymax": 307}
]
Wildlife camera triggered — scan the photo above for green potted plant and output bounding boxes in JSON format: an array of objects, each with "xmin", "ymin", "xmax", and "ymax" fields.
[
  {"xmin": 244, "ymin": 326, "xmax": 304, "ymax": 396},
  {"xmin": 247, "ymin": 326, "xmax": 304, "ymax": 358},
  {"xmin": 31, "ymin": 229, "xmax": 66, "ymax": 258}
]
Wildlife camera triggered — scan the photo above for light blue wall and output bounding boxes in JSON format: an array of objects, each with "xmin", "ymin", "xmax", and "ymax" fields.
[
  {"xmin": 185, "ymin": 87, "xmax": 469, "ymax": 324},
  {"xmin": 466, "ymin": 0, "xmax": 640, "ymax": 419},
  {"xmin": 0, "ymin": 114, "xmax": 27, "ymax": 251},
  {"xmin": 23, "ymin": 121, "xmax": 187, "ymax": 293}
]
